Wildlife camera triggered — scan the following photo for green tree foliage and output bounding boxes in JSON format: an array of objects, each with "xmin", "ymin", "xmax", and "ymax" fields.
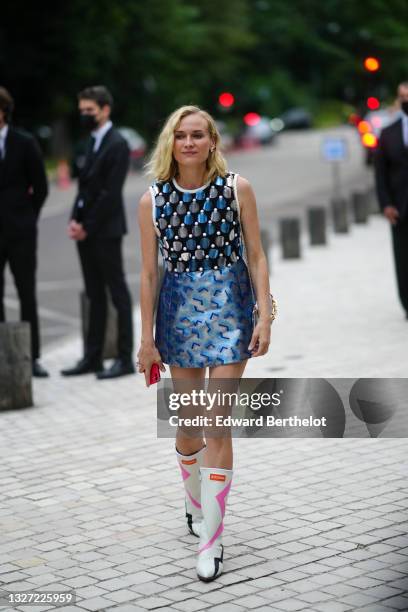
[
  {"xmin": 1, "ymin": 0, "xmax": 252, "ymax": 146},
  {"xmin": 245, "ymin": 0, "xmax": 408, "ymax": 116},
  {"xmin": 1, "ymin": 0, "xmax": 408, "ymax": 147}
]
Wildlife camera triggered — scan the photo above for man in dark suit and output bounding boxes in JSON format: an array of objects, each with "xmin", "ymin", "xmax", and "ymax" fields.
[
  {"xmin": 0, "ymin": 87, "xmax": 49, "ymax": 377},
  {"xmin": 375, "ymin": 82, "xmax": 408, "ymax": 319},
  {"xmin": 61, "ymin": 86, "xmax": 134, "ymax": 379}
]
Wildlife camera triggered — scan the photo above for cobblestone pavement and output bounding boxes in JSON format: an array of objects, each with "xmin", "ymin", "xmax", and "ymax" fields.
[
  {"xmin": 245, "ymin": 213, "xmax": 408, "ymax": 378},
  {"xmin": 1, "ymin": 209, "xmax": 407, "ymax": 611}
]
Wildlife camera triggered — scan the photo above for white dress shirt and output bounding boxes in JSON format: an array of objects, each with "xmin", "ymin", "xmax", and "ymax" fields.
[
  {"xmin": 91, "ymin": 120, "xmax": 112, "ymax": 152},
  {"xmin": 0, "ymin": 124, "xmax": 9, "ymax": 159},
  {"xmin": 401, "ymin": 113, "xmax": 408, "ymax": 147}
]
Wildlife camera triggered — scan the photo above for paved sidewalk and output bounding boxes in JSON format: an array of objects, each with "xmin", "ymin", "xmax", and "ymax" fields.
[
  {"xmin": 246, "ymin": 212, "xmax": 408, "ymax": 378},
  {"xmin": 1, "ymin": 210, "xmax": 408, "ymax": 612}
]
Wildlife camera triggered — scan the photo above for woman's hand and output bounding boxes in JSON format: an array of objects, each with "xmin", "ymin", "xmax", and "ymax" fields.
[
  {"xmin": 137, "ymin": 342, "xmax": 166, "ymax": 387},
  {"xmin": 248, "ymin": 320, "xmax": 271, "ymax": 357}
]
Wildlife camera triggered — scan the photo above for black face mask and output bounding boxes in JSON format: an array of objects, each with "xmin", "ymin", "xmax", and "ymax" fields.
[{"xmin": 80, "ymin": 113, "xmax": 99, "ymax": 131}]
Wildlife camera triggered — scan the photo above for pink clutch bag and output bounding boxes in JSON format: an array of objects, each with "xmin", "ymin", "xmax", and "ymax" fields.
[{"xmin": 149, "ymin": 363, "xmax": 161, "ymax": 385}]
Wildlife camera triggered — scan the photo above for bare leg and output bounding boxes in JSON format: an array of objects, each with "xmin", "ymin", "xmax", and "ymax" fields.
[
  {"xmin": 203, "ymin": 360, "xmax": 247, "ymax": 469},
  {"xmin": 170, "ymin": 365, "xmax": 206, "ymax": 454},
  {"xmin": 171, "ymin": 365, "xmax": 207, "ymax": 537}
]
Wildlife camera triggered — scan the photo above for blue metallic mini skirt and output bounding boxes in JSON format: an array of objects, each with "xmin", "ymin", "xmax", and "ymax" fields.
[{"xmin": 155, "ymin": 259, "xmax": 255, "ymax": 368}]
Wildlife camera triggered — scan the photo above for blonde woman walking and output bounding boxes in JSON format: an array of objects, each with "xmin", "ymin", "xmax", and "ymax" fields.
[{"xmin": 137, "ymin": 106, "xmax": 274, "ymax": 581}]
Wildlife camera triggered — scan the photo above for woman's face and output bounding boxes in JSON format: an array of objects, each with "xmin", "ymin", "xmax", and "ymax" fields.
[{"xmin": 173, "ymin": 113, "xmax": 214, "ymax": 169}]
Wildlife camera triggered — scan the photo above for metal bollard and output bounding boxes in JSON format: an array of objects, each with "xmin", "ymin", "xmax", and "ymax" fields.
[
  {"xmin": 0, "ymin": 322, "xmax": 33, "ymax": 409},
  {"xmin": 308, "ymin": 207, "xmax": 327, "ymax": 245},
  {"xmin": 260, "ymin": 228, "xmax": 272, "ymax": 271},
  {"xmin": 351, "ymin": 190, "xmax": 369, "ymax": 224},
  {"xmin": 331, "ymin": 196, "xmax": 349, "ymax": 233},
  {"xmin": 81, "ymin": 291, "xmax": 118, "ymax": 360},
  {"xmin": 280, "ymin": 218, "xmax": 301, "ymax": 259}
]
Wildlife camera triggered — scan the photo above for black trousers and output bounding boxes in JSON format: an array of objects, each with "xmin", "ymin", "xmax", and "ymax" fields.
[
  {"xmin": 0, "ymin": 235, "xmax": 40, "ymax": 360},
  {"xmin": 391, "ymin": 221, "xmax": 408, "ymax": 314},
  {"xmin": 77, "ymin": 237, "xmax": 133, "ymax": 363}
]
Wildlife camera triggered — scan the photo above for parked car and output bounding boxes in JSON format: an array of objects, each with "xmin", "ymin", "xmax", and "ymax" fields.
[
  {"xmin": 237, "ymin": 116, "xmax": 277, "ymax": 147},
  {"xmin": 280, "ymin": 107, "xmax": 312, "ymax": 129},
  {"xmin": 118, "ymin": 126, "xmax": 146, "ymax": 170}
]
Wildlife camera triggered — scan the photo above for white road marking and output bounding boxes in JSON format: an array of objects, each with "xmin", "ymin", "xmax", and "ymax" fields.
[{"xmin": 3, "ymin": 297, "xmax": 80, "ymax": 324}]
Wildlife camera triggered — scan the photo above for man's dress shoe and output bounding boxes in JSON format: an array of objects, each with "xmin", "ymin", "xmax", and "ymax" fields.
[
  {"xmin": 60, "ymin": 358, "xmax": 103, "ymax": 376},
  {"xmin": 96, "ymin": 359, "xmax": 135, "ymax": 380},
  {"xmin": 32, "ymin": 360, "xmax": 49, "ymax": 378}
]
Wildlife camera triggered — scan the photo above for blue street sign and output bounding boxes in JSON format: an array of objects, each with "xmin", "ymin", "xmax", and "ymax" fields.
[{"xmin": 322, "ymin": 137, "xmax": 347, "ymax": 162}]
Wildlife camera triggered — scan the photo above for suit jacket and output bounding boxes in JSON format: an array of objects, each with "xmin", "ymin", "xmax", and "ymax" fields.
[
  {"xmin": 375, "ymin": 117, "xmax": 408, "ymax": 221},
  {"xmin": 0, "ymin": 127, "xmax": 48, "ymax": 240},
  {"xmin": 71, "ymin": 126, "xmax": 130, "ymax": 239}
]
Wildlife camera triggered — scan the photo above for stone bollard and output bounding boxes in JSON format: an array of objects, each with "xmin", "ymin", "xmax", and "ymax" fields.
[
  {"xmin": 0, "ymin": 322, "xmax": 33, "ymax": 410},
  {"xmin": 80, "ymin": 291, "xmax": 118, "ymax": 360},
  {"xmin": 280, "ymin": 218, "xmax": 301, "ymax": 259},
  {"xmin": 308, "ymin": 207, "xmax": 327, "ymax": 245},
  {"xmin": 260, "ymin": 229, "xmax": 272, "ymax": 271},
  {"xmin": 351, "ymin": 190, "xmax": 369, "ymax": 224},
  {"xmin": 367, "ymin": 185, "xmax": 380, "ymax": 215},
  {"xmin": 331, "ymin": 196, "xmax": 349, "ymax": 233}
]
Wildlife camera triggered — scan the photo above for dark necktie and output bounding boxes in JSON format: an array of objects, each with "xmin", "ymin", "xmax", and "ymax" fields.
[
  {"xmin": 83, "ymin": 136, "xmax": 97, "ymax": 171},
  {"xmin": 88, "ymin": 136, "xmax": 97, "ymax": 160},
  {"xmin": 78, "ymin": 137, "xmax": 96, "ymax": 181}
]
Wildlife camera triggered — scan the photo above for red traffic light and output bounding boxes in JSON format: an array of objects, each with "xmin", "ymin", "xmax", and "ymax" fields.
[
  {"xmin": 364, "ymin": 57, "xmax": 380, "ymax": 72},
  {"xmin": 218, "ymin": 92, "xmax": 235, "ymax": 108},
  {"xmin": 243, "ymin": 112, "xmax": 261, "ymax": 126},
  {"xmin": 367, "ymin": 96, "xmax": 380, "ymax": 110}
]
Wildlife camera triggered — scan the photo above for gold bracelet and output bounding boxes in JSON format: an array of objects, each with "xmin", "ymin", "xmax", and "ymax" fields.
[
  {"xmin": 270, "ymin": 297, "xmax": 277, "ymax": 322},
  {"xmin": 255, "ymin": 296, "xmax": 278, "ymax": 325}
]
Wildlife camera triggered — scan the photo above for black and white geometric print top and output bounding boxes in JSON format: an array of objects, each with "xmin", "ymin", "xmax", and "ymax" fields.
[{"xmin": 150, "ymin": 172, "xmax": 243, "ymax": 273}]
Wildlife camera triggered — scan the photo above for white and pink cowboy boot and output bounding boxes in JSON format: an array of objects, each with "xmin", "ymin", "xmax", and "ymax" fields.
[
  {"xmin": 176, "ymin": 446, "xmax": 206, "ymax": 537},
  {"xmin": 196, "ymin": 467, "xmax": 233, "ymax": 582}
]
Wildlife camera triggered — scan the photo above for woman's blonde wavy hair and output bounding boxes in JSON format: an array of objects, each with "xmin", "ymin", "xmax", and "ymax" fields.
[{"xmin": 145, "ymin": 105, "xmax": 228, "ymax": 183}]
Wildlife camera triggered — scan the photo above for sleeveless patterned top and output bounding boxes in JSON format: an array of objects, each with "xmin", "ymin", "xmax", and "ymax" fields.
[{"xmin": 150, "ymin": 172, "xmax": 243, "ymax": 273}]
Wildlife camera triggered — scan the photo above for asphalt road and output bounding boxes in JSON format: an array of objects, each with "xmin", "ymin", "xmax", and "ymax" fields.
[{"xmin": 4, "ymin": 126, "xmax": 369, "ymax": 350}]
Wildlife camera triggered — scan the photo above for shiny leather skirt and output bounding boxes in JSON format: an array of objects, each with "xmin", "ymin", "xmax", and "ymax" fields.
[{"xmin": 155, "ymin": 259, "xmax": 255, "ymax": 368}]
